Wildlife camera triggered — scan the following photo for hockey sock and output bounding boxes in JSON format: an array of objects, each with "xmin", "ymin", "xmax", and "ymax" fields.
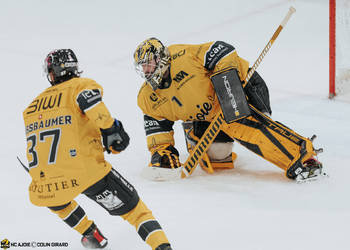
[
  {"xmin": 121, "ymin": 200, "xmax": 170, "ymax": 250},
  {"xmin": 49, "ymin": 200, "xmax": 93, "ymax": 235}
]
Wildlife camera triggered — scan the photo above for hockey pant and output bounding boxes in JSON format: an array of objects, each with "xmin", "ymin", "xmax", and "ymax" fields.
[
  {"xmin": 49, "ymin": 168, "xmax": 169, "ymax": 250},
  {"xmin": 219, "ymin": 106, "xmax": 316, "ymax": 178}
]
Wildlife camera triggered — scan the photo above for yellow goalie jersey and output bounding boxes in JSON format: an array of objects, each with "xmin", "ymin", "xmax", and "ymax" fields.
[
  {"xmin": 137, "ymin": 41, "xmax": 250, "ymax": 149},
  {"xmin": 23, "ymin": 78, "xmax": 114, "ymax": 207}
]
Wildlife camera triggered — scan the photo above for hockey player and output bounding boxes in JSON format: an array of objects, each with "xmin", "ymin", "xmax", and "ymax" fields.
[
  {"xmin": 134, "ymin": 37, "xmax": 323, "ymax": 182},
  {"xmin": 23, "ymin": 49, "xmax": 173, "ymax": 250}
]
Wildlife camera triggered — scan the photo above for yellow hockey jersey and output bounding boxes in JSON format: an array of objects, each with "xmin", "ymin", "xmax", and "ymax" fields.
[
  {"xmin": 23, "ymin": 77, "xmax": 114, "ymax": 207},
  {"xmin": 137, "ymin": 41, "xmax": 249, "ymax": 149}
]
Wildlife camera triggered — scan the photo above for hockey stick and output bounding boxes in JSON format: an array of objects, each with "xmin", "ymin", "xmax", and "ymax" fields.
[
  {"xmin": 181, "ymin": 6, "xmax": 296, "ymax": 178},
  {"xmin": 17, "ymin": 156, "xmax": 29, "ymax": 172}
]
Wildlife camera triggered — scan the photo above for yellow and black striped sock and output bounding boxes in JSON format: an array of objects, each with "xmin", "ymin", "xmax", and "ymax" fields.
[
  {"xmin": 121, "ymin": 200, "xmax": 170, "ymax": 250},
  {"xmin": 50, "ymin": 200, "xmax": 93, "ymax": 235}
]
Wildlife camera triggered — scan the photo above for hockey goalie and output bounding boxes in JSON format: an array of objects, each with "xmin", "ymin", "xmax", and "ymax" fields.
[{"xmin": 134, "ymin": 38, "xmax": 324, "ymax": 183}]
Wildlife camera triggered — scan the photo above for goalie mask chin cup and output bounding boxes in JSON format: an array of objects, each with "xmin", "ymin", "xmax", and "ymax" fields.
[
  {"xmin": 134, "ymin": 38, "xmax": 170, "ymax": 90},
  {"xmin": 44, "ymin": 49, "xmax": 81, "ymax": 86}
]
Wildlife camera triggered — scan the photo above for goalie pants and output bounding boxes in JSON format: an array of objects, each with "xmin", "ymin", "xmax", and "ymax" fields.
[
  {"xmin": 219, "ymin": 106, "xmax": 315, "ymax": 178},
  {"xmin": 49, "ymin": 168, "xmax": 169, "ymax": 250}
]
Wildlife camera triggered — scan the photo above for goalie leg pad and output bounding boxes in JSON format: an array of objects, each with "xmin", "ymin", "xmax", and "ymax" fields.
[
  {"xmin": 220, "ymin": 107, "xmax": 316, "ymax": 172},
  {"xmin": 193, "ymin": 121, "xmax": 234, "ymax": 142}
]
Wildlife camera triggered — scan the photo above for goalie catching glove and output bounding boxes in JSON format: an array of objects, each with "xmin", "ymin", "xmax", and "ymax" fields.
[
  {"xmin": 101, "ymin": 119, "xmax": 130, "ymax": 154},
  {"xmin": 149, "ymin": 144, "xmax": 181, "ymax": 169}
]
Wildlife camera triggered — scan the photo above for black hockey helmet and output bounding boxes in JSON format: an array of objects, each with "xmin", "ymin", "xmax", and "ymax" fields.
[{"xmin": 44, "ymin": 49, "xmax": 80, "ymax": 85}]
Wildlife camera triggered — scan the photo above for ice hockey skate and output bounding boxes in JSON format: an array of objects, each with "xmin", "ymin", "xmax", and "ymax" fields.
[
  {"xmin": 81, "ymin": 224, "xmax": 108, "ymax": 249},
  {"xmin": 156, "ymin": 243, "xmax": 173, "ymax": 250}
]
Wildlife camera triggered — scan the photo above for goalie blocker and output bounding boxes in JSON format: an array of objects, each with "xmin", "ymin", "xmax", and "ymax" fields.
[{"xmin": 211, "ymin": 69, "xmax": 251, "ymax": 123}]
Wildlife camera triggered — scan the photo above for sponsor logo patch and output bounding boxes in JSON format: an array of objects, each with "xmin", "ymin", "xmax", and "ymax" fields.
[{"xmin": 204, "ymin": 41, "xmax": 235, "ymax": 70}]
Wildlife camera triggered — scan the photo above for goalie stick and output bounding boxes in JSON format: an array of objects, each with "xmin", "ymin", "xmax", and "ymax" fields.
[{"xmin": 181, "ymin": 6, "xmax": 297, "ymax": 178}]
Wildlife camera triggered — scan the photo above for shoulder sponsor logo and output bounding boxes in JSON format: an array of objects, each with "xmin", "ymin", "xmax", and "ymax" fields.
[
  {"xmin": 79, "ymin": 89, "xmax": 101, "ymax": 103},
  {"xmin": 205, "ymin": 41, "xmax": 235, "ymax": 70},
  {"xmin": 206, "ymin": 44, "xmax": 226, "ymax": 63},
  {"xmin": 144, "ymin": 120, "xmax": 160, "ymax": 128},
  {"xmin": 77, "ymin": 89, "xmax": 102, "ymax": 112}
]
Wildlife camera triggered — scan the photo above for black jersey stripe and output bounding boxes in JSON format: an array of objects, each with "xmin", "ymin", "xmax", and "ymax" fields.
[
  {"xmin": 76, "ymin": 89, "xmax": 102, "ymax": 113},
  {"xmin": 137, "ymin": 220, "xmax": 163, "ymax": 241},
  {"xmin": 204, "ymin": 41, "xmax": 235, "ymax": 71},
  {"xmin": 63, "ymin": 205, "xmax": 86, "ymax": 228},
  {"xmin": 144, "ymin": 115, "xmax": 174, "ymax": 136}
]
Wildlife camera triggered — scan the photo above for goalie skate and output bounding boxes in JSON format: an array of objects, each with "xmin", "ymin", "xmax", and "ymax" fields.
[{"xmin": 295, "ymin": 158, "xmax": 328, "ymax": 184}]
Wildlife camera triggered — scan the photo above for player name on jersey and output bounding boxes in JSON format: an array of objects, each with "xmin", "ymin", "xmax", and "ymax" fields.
[{"xmin": 25, "ymin": 115, "xmax": 72, "ymax": 134}]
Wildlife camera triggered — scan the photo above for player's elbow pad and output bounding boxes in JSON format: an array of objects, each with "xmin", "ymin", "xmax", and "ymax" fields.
[{"xmin": 100, "ymin": 119, "xmax": 130, "ymax": 154}]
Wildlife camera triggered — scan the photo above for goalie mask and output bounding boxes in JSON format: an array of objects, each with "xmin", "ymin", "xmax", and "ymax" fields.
[
  {"xmin": 134, "ymin": 38, "xmax": 170, "ymax": 90},
  {"xmin": 44, "ymin": 49, "xmax": 80, "ymax": 85}
]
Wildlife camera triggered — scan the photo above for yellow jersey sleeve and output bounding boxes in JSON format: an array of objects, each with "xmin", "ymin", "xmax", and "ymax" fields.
[
  {"xmin": 143, "ymin": 114, "xmax": 175, "ymax": 150},
  {"xmin": 75, "ymin": 79, "xmax": 114, "ymax": 129},
  {"xmin": 137, "ymin": 84, "xmax": 175, "ymax": 150}
]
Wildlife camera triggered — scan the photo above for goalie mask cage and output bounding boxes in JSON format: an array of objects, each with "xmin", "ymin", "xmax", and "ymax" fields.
[{"xmin": 329, "ymin": 0, "xmax": 350, "ymax": 99}]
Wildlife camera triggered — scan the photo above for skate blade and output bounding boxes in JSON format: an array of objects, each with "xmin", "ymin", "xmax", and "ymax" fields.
[
  {"xmin": 141, "ymin": 166, "xmax": 182, "ymax": 181},
  {"xmin": 296, "ymin": 172, "xmax": 329, "ymax": 184}
]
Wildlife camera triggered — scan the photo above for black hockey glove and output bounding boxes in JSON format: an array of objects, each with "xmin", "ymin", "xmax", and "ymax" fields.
[
  {"xmin": 149, "ymin": 144, "xmax": 181, "ymax": 169},
  {"xmin": 244, "ymin": 70, "xmax": 272, "ymax": 115},
  {"xmin": 101, "ymin": 119, "xmax": 130, "ymax": 154}
]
